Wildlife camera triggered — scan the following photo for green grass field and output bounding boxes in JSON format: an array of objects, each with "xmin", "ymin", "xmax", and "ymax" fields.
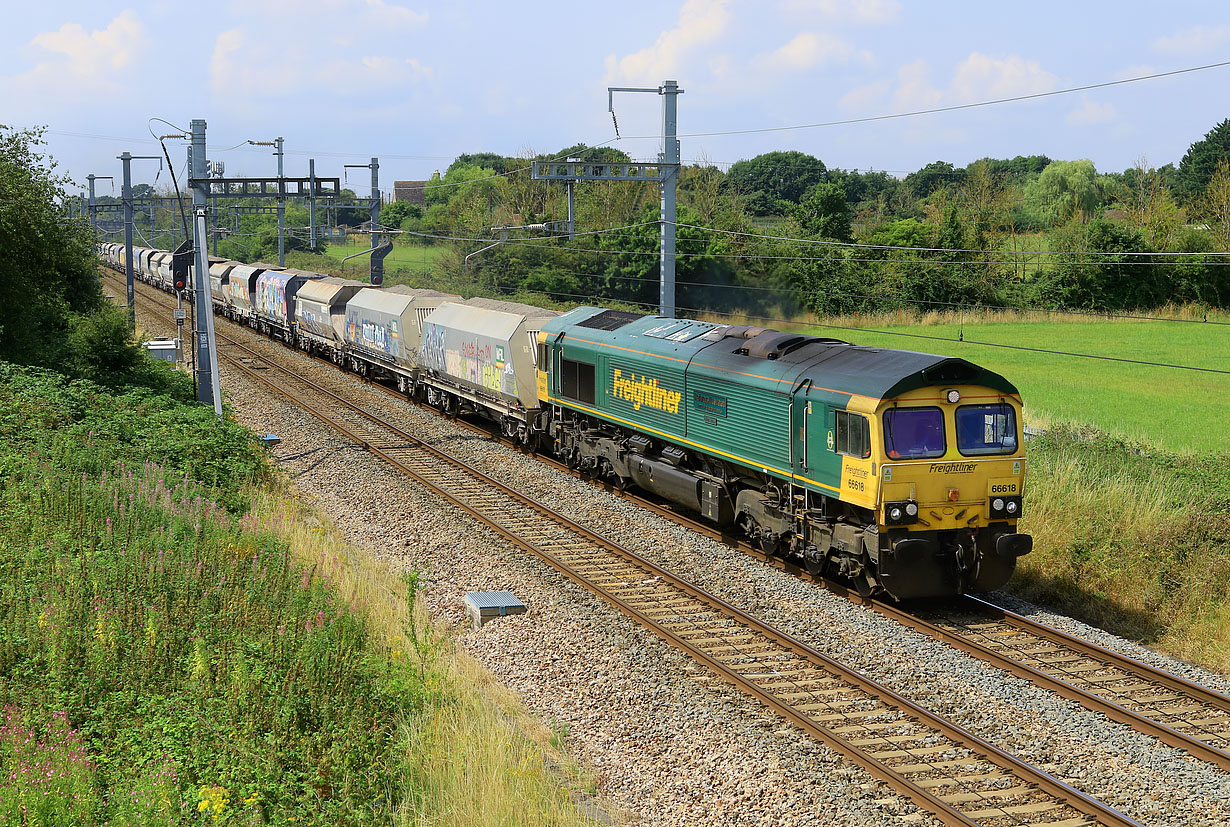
[
  {"xmin": 320, "ymin": 239, "xmax": 450, "ymax": 274},
  {"xmin": 801, "ymin": 316, "xmax": 1230, "ymax": 455}
]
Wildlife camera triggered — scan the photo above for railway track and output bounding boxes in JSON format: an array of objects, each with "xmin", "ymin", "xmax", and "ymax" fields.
[
  {"xmin": 114, "ymin": 272, "xmax": 1141, "ymax": 827},
  {"xmin": 592, "ymin": 480, "xmax": 1230, "ymax": 772},
  {"xmin": 601, "ymin": 475, "xmax": 1230, "ymax": 772}
]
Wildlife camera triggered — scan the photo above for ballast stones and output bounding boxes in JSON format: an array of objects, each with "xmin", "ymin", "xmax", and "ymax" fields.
[{"xmin": 464, "ymin": 591, "xmax": 527, "ymax": 630}]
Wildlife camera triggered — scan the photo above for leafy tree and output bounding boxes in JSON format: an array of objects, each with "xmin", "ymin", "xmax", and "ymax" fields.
[
  {"xmin": 723, "ymin": 151, "xmax": 827, "ymax": 214},
  {"xmin": 1176, "ymin": 118, "xmax": 1230, "ymax": 202},
  {"xmin": 957, "ymin": 161, "xmax": 1013, "ymax": 251},
  {"xmin": 449, "ymin": 152, "xmax": 510, "ymax": 175},
  {"xmin": 1022, "ymin": 160, "xmax": 1102, "ymax": 226},
  {"xmin": 0, "ymin": 125, "xmax": 103, "ymax": 367},
  {"xmin": 970, "ymin": 155, "xmax": 1051, "ymax": 183},
  {"xmin": 826, "ymin": 168, "xmax": 900, "ymax": 206},
  {"xmin": 424, "ymin": 163, "xmax": 499, "ymax": 209},
  {"xmin": 380, "ymin": 200, "xmax": 421, "ymax": 229},
  {"xmin": 862, "ymin": 218, "xmax": 933, "ymax": 249},
  {"xmin": 523, "ymin": 264, "xmax": 581, "ymax": 302},
  {"xmin": 1038, "ymin": 219, "xmax": 1161, "ymax": 310},
  {"xmin": 792, "ymin": 182, "xmax": 851, "ymax": 241},
  {"xmin": 1120, "ymin": 159, "xmax": 1185, "ymax": 251},
  {"xmin": 1202, "ymin": 158, "xmax": 1230, "ymax": 251},
  {"xmin": 905, "ymin": 161, "xmax": 964, "ymax": 199}
]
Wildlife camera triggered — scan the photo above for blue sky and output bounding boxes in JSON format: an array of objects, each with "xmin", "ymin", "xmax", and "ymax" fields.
[{"xmin": 4, "ymin": 1, "xmax": 1229, "ymax": 197}]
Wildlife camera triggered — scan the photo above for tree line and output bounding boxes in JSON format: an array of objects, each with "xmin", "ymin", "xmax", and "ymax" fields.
[
  {"xmin": 89, "ymin": 118, "xmax": 1230, "ymax": 318},
  {"xmin": 372, "ymin": 120, "xmax": 1230, "ymax": 317}
]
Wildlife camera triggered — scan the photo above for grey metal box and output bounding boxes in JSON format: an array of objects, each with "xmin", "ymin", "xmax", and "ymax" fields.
[{"xmin": 463, "ymin": 591, "xmax": 527, "ymax": 630}]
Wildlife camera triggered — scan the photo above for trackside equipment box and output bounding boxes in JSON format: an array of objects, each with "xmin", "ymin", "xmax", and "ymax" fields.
[{"xmin": 463, "ymin": 591, "xmax": 527, "ymax": 630}]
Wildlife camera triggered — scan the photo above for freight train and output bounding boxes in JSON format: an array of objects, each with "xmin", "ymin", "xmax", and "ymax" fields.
[{"xmin": 100, "ymin": 243, "xmax": 1032, "ymax": 600}]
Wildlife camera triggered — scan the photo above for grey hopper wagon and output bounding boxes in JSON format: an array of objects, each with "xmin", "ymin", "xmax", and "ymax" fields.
[
  {"xmin": 418, "ymin": 297, "xmax": 557, "ymax": 433},
  {"xmin": 341, "ymin": 286, "xmax": 458, "ymax": 389},
  {"xmin": 294, "ymin": 276, "xmax": 369, "ymax": 361}
]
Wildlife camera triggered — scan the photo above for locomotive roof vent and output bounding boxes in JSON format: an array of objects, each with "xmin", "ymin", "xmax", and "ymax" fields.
[
  {"xmin": 721, "ymin": 324, "xmax": 775, "ymax": 341},
  {"xmin": 740, "ymin": 331, "xmax": 812, "ymax": 359}
]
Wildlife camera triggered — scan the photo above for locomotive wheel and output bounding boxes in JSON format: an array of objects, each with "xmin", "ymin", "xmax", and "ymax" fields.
[{"xmin": 853, "ymin": 559, "xmax": 878, "ymax": 598}]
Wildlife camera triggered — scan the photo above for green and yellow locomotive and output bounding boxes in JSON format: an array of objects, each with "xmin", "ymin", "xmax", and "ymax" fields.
[{"xmin": 537, "ymin": 308, "xmax": 1032, "ymax": 600}]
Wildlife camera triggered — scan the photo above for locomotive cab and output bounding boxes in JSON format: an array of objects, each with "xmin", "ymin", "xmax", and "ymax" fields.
[{"xmin": 868, "ymin": 385, "xmax": 1032, "ymax": 599}]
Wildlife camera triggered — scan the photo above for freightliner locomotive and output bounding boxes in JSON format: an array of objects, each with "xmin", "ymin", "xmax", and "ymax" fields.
[{"xmin": 101, "ymin": 243, "xmax": 1032, "ymax": 600}]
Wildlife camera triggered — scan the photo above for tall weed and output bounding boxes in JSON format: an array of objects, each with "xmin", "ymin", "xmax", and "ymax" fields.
[{"xmin": 1015, "ymin": 426, "xmax": 1230, "ymax": 670}]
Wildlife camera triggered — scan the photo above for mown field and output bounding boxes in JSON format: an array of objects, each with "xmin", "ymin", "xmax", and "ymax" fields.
[
  {"xmin": 803, "ymin": 310, "xmax": 1230, "ymax": 455},
  {"xmin": 318, "ymin": 239, "xmax": 450, "ymax": 275}
]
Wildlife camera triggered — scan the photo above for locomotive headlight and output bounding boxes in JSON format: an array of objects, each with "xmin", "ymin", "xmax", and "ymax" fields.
[
  {"xmin": 992, "ymin": 497, "xmax": 1005, "ymax": 512},
  {"xmin": 946, "ymin": 389, "xmax": 961, "ymax": 403},
  {"xmin": 1006, "ymin": 499, "xmax": 1019, "ymax": 515},
  {"xmin": 885, "ymin": 500, "xmax": 919, "ymax": 526}
]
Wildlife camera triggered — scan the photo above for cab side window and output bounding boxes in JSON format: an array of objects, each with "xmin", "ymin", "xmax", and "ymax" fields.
[
  {"xmin": 560, "ymin": 357, "xmax": 595, "ymax": 405},
  {"xmin": 835, "ymin": 410, "xmax": 870, "ymax": 458}
]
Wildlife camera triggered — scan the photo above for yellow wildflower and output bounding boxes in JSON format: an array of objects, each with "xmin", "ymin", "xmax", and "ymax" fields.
[{"xmin": 197, "ymin": 786, "xmax": 230, "ymax": 822}]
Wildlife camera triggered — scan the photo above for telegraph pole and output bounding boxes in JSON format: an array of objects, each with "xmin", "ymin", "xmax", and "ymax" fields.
[
  {"xmin": 344, "ymin": 157, "xmax": 383, "ymax": 284},
  {"xmin": 189, "ymin": 119, "xmax": 223, "ymax": 417},
  {"xmin": 119, "ymin": 156, "xmax": 136, "ymax": 329},
  {"xmin": 247, "ymin": 137, "xmax": 286, "ymax": 265},
  {"xmin": 309, "ymin": 158, "xmax": 317, "ymax": 249},
  {"xmin": 370, "ymin": 157, "xmax": 380, "ymax": 281},
  {"xmin": 658, "ymin": 80, "xmax": 680, "ymax": 318},
  {"xmin": 118, "ymin": 153, "xmax": 160, "ymax": 330},
  {"xmin": 276, "ymin": 137, "xmax": 285, "ymax": 266},
  {"xmin": 533, "ymin": 80, "xmax": 683, "ymax": 317},
  {"xmin": 86, "ymin": 174, "xmax": 112, "ymax": 235}
]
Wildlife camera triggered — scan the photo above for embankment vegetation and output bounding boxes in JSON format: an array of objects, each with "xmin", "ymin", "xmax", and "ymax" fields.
[
  {"xmin": 1, "ymin": 124, "xmax": 599, "ymax": 826},
  {"xmin": 1016, "ymin": 427, "xmax": 1230, "ymax": 671},
  {"xmin": 0, "ymin": 366, "xmax": 600, "ymax": 825}
]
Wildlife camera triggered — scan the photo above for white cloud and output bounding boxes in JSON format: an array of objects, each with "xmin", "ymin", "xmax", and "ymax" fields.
[
  {"xmin": 838, "ymin": 79, "xmax": 890, "ymax": 112},
  {"xmin": 210, "ymin": 27, "xmax": 431, "ymax": 100},
  {"xmin": 1151, "ymin": 25, "xmax": 1230, "ymax": 55},
  {"xmin": 948, "ymin": 52, "xmax": 1056, "ymax": 103},
  {"xmin": 755, "ymin": 32, "xmax": 872, "ymax": 72},
  {"xmin": 236, "ymin": 0, "xmax": 427, "ymax": 28},
  {"xmin": 1066, "ymin": 98, "xmax": 1116, "ymax": 126},
  {"xmin": 890, "ymin": 59, "xmax": 942, "ymax": 111},
  {"xmin": 603, "ymin": 0, "xmax": 733, "ymax": 84},
  {"xmin": 8, "ymin": 11, "xmax": 147, "ymax": 97},
  {"xmin": 1115, "ymin": 63, "xmax": 1156, "ymax": 81},
  {"xmin": 784, "ymin": 0, "xmax": 901, "ymax": 24},
  {"xmin": 210, "ymin": 28, "xmax": 297, "ymax": 98},
  {"xmin": 362, "ymin": 0, "xmax": 429, "ymax": 29}
]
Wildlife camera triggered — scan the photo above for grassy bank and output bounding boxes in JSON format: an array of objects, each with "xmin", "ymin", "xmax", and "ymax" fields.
[
  {"xmin": 0, "ymin": 364, "xmax": 600, "ymax": 825},
  {"xmin": 1015, "ymin": 427, "xmax": 1230, "ymax": 670}
]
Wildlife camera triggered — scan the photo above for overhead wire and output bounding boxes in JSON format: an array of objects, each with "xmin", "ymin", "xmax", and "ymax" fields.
[{"xmin": 609, "ymin": 60, "xmax": 1230, "ymax": 141}]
